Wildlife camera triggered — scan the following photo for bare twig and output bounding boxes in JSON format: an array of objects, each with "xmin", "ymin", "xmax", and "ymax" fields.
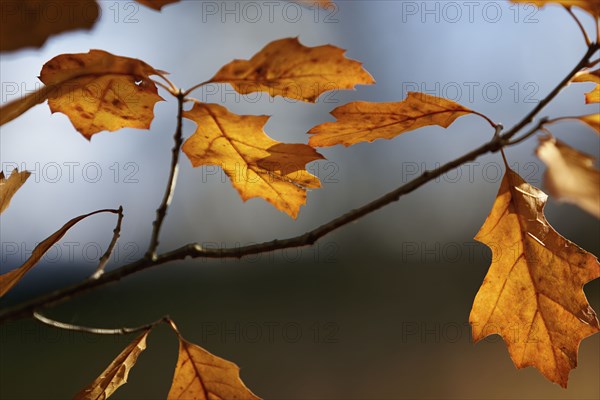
[
  {"xmin": 564, "ymin": 6, "xmax": 592, "ymax": 46},
  {"xmin": 145, "ymin": 91, "xmax": 185, "ymax": 261},
  {"xmin": 91, "ymin": 206, "xmax": 124, "ymax": 280},
  {"xmin": 33, "ymin": 311, "xmax": 168, "ymax": 335},
  {"xmin": 0, "ymin": 44, "xmax": 597, "ymax": 326},
  {"xmin": 183, "ymin": 81, "xmax": 211, "ymax": 97}
]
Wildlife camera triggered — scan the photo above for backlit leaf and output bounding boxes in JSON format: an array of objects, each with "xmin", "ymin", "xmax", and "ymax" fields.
[
  {"xmin": 0, "ymin": 0, "xmax": 99, "ymax": 52},
  {"xmin": 209, "ymin": 37, "xmax": 374, "ymax": 102},
  {"xmin": 470, "ymin": 167, "xmax": 600, "ymax": 387},
  {"xmin": 182, "ymin": 102, "xmax": 323, "ymax": 219},
  {"xmin": 41, "ymin": 50, "xmax": 164, "ymax": 139},
  {"xmin": 308, "ymin": 92, "xmax": 480, "ymax": 147},
  {"xmin": 572, "ymin": 69, "xmax": 600, "ymax": 104},
  {"xmin": 74, "ymin": 330, "xmax": 150, "ymax": 400},
  {"xmin": 0, "ymin": 209, "xmax": 120, "ymax": 297},
  {"xmin": 168, "ymin": 336, "xmax": 260, "ymax": 400},
  {"xmin": 536, "ymin": 137, "xmax": 600, "ymax": 217},
  {"xmin": 0, "ymin": 169, "xmax": 31, "ymax": 214},
  {"xmin": 0, "ymin": 50, "xmax": 164, "ymax": 139}
]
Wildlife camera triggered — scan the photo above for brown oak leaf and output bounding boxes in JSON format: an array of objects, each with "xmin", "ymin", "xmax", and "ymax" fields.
[
  {"xmin": 470, "ymin": 167, "xmax": 600, "ymax": 387},
  {"xmin": 182, "ymin": 102, "xmax": 323, "ymax": 219},
  {"xmin": 209, "ymin": 37, "xmax": 374, "ymax": 102}
]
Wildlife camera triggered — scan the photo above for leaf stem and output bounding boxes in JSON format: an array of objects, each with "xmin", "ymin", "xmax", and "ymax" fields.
[
  {"xmin": 145, "ymin": 90, "xmax": 185, "ymax": 261},
  {"xmin": 33, "ymin": 312, "xmax": 168, "ymax": 335}
]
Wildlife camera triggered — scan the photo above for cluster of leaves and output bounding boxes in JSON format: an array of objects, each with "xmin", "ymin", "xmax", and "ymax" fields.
[{"xmin": 1, "ymin": 0, "xmax": 600, "ymax": 398}]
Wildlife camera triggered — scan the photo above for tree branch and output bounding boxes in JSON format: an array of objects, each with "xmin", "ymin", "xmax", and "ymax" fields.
[
  {"xmin": 0, "ymin": 44, "xmax": 596, "ymax": 326},
  {"xmin": 145, "ymin": 91, "xmax": 185, "ymax": 261},
  {"xmin": 92, "ymin": 205, "xmax": 124, "ymax": 279}
]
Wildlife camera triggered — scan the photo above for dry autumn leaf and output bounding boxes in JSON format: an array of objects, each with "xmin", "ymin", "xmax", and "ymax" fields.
[
  {"xmin": 136, "ymin": 0, "xmax": 180, "ymax": 10},
  {"xmin": 168, "ymin": 336, "xmax": 260, "ymax": 400},
  {"xmin": 578, "ymin": 114, "xmax": 600, "ymax": 133},
  {"xmin": 308, "ymin": 92, "xmax": 485, "ymax": 147},
  {"xmin": 536, "ymin": 137, "xmax": 600, "ymax": 217},
  {"xmin": 0, "ymin": 0, "xmax": 99, "ymax": 52},
  {"xmin": 470, "ymin": 167, "xmax": 600, "ymax": 387},
  {"xmin": 75, "ymin": 330, "xmax": 150, "ymax": 400},
  {"xmin": 572, "ymin": 69, "xmax": 600, "ymax": 104},
  {"xmin": 511, "ymin": 0, "xmax": 600, "ymax": 17},
  {"xmin": 0, "ymin": 50, "xmax": 164, "ymax": 139},
  {"xmin": 0, "ymin": 209, "xmax": 119, "ymax": 297},
  {"xmin": 209, "ymin": 37, "xmax": 374, "ymax": 102},
  {"xmin": 182, "ymin": 102, "xmax": 323, "ymax": 218},
  {"xmin": 0, "ymin": 169, "xmax": 31, "ymax": 214}
]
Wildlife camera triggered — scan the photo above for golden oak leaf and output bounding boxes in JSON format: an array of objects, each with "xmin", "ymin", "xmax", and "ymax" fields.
[
  {"xmin": 0, "ymin": 169, "xmax": 31, "ymax": 214},
  {"xmin": 0, "ymin": 50, "xmax": 164, "ymax": 139},
  {"xmin": 0, "ymin": 0, "xmax": 99, "ymax": 52},
  {"xmin": 578, "ymin": 114, "xmax": 600, "ymax": 133},
  {"xmin": 511, "ymin": 0, "xmax": 600, "ymax": 17},
  {"xmin": 135, "ymin": 0, "xmax": 180, "ymax": 10},
  {"xmin": 75, "ymin": 330, "xmax": 150, "ymax": 400},
  {"xmin": 209, "ymin": 37, "xmax": 374, "ymax": 102},
  {"xmin": 536, "ymin": 137, "xmax": 600, "ymax": 217},
  {"xmin": 40, "ymin": 50, "xmax": 164, "ymax": 139},
  {"xmin": 0, "ymin": 209, "xmax": 119, "ymax": 297},
  {"xmin": 572, "ymin": 69, "xmax": 600, "ymax": 104},
  {"xmin": 168, "ymin": 337, "xmax": 260, "ymax": 400},
  {"xmin": 182, "ymin": 102, "xmax": 323, "ymax": 219},
  {"xmin": 470, "ymin": 167, "xmax": 600, "ymax": 387},
  {"xmin": 308, "ymin": 92, "xmax": 479, "ymax": 147}
]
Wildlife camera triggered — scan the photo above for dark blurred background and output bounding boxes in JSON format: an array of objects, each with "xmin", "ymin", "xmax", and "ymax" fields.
[{"xmin": 1, "ymin": 1, "xmax": 599, "ymax": 399}]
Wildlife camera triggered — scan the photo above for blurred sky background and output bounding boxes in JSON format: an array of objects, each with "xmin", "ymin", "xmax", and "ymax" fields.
[{"xmin": 1, "ymin": 1, "xmax": 599, "ymax": 399}]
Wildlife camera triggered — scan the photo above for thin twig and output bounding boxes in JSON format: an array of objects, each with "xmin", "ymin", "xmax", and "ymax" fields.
[
  {"xmin": 500, "ymin": 43, "xmax": 599, "ymax": 143},
  {"xmin": 564, "ymin": 6, "xmax": 591, "ymax": 46},
  {"xmin": 92, "ymin": 206, "xmax": 124, "ymax": 280},
  {"xmin": 145, "ymin": 90, "xmax": 185, "ymax": 261},
  {"xmin": 33, "ymin": 311, "xmax": 168, "ymax": 335},
  {"xmin": 154, "ymin": 80, "xmax": 178, "ymax": 96},
  {"xmin": 0, "ymin": 44, "xmax": 597, "ymax": 326},
  {"xmin": 506, "ymin": 117, "xmax": 548, "ymax": 146},
  {"xmin": 183, "ymin": 81, "xmax": 211, "ymax": 97},
  {"xmin": 154, "ymin": 72, "xmax": 178, "ymax": 93}
]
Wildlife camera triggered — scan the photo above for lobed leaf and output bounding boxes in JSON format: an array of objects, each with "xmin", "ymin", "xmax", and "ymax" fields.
[
  {"xmin": 308, "ymin": 92, "xmax": 479, "ymax": 147},
  {"xmin": 182, "ymin": 102, "xmax": 323, "ymax": 219},
  {"xmin": 536, "ymin": 137, "xmax": 600, "ymax": 217},
  {"xmin": 0, "ymin": 50, "xmax": 164, "ymax": 140},
  {"xmin": 470, "ymin": 167, "xmax": 600, "ymax": 387},
  {"xmin": 209, "ymin": 37, "xmax": 374, "ymax": 102},
  {"xmin": 168, "ymin": 336, "xmax": 260, "ymax": 400},
  {"xmin": 74, "ymin": 330, "xmax": 151, "ymax": 400},
  {"xmin": 0, "ymin": 169, "xmax": 31, "ymax": 214},
  {"xmin": 0, "ymin": 209, "xmax": 120, "ymax": 297}
]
